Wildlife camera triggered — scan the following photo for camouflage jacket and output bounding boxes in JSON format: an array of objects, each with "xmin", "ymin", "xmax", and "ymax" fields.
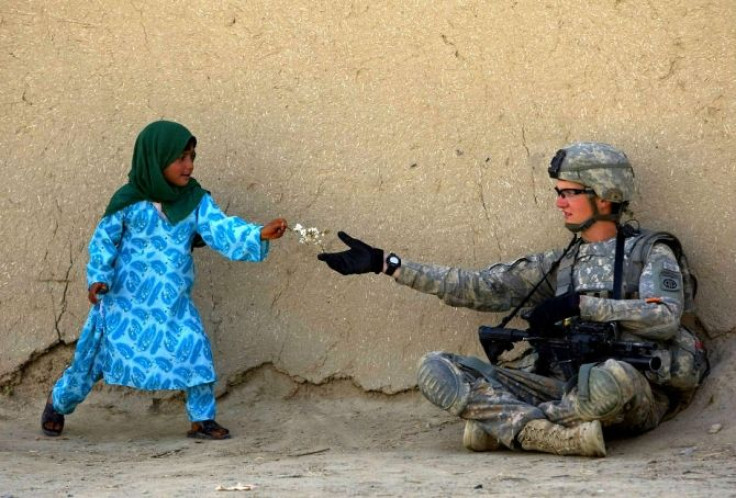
[{"xmin": 396, "ymin": 233, "xmax": 707, "ymax": 391}]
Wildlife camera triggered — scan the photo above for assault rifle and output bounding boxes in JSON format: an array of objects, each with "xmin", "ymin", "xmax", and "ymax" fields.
[{"xmin": 478, "ymin": 321, "xmax": 664, "ymax": 379}]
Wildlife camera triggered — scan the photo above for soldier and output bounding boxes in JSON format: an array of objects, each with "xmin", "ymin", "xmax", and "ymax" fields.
[{"xmin": 317, "ymin": 142, "xmax": 708, "ymax": 457}]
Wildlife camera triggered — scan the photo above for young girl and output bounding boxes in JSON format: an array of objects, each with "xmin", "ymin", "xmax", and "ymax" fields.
[{"xmin": 41, "ymin": 120, "xmax": 287, "ymax": 440}]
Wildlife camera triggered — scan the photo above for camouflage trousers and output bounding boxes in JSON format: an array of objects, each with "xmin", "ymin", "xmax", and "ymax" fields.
[{"xmin": 428, "ymin": 352, "xmax": 671, "ymax": 449}]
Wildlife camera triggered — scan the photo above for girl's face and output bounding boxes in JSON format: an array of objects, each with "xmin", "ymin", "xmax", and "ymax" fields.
[{"xmin": 163, "ymin": 146, "xmax": 196, "ymax": 187}]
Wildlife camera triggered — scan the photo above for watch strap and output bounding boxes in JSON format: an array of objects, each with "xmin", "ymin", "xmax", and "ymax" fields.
[{"xmin": 385, "ymin": 252, "xmax": 401, "ymax": 276}]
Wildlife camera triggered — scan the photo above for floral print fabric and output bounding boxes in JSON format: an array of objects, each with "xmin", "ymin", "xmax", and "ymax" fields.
[{"xmin": 63, "ymin": 194, "xmax": 268, "ymax": 393}]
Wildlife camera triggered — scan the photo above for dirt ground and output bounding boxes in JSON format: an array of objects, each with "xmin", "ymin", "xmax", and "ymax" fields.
[{"xmin": 2, "ymin": 340, "xmax": 735, "ymax": 498}]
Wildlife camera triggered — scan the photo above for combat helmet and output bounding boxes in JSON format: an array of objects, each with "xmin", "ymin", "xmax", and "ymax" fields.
[{"xmin": 548, "ymin": 142, "xmax": 635, "ymax": 232}]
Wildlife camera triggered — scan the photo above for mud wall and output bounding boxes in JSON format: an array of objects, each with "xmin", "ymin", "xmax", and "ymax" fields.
[{"xmin": 1, "ymin": 1, "xmax": 734, "ymax": 393}]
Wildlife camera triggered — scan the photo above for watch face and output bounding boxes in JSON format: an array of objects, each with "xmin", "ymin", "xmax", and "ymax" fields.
[{"xmin": 388, "ymin": 255, "xmax": 400, "ymax": 265}]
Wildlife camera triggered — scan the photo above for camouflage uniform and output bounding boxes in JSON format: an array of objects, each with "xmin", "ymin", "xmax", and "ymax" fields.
[
  {"xmin": 315, "ymin": 141, "xmax": 706, "ymax": 454},
  {"xmin": 399, "ymin": 234, "xmax": 706, "ymax": 449}
]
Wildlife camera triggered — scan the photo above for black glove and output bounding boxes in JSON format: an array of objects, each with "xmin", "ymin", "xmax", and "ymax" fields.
[
  {"xmin": 526, "ymin": 292, "xmax": 581, "ymax": 332},
  {"xmin": 317, "ymin": 231, "xmax": 384, "ymax": 275}
]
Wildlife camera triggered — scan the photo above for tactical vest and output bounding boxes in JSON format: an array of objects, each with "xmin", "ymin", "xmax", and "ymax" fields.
[
  {"xmin": 554, "ymin": 230, "xmax": 696, "ymax": 309},
  {"xmin": 555, "ymin": 230, "xmax": 707, "ymax": 393}
]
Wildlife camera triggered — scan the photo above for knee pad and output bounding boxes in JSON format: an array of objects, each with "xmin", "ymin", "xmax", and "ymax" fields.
[
  {"xmin": 417, "ymin": 352, "xmax": 470, "ymax": 416},
  {"xmin": 576, "ymin": 360, "xmax": 636, "ymax": 421}
]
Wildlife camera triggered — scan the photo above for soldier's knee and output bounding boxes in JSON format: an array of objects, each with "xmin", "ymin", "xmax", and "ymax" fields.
[
  {"xmin": 417, "ymin": 351, "xmax": 471, "ymax": 416},
  {"xmin": 576, "ymin": 360, "xmax": 637, "ymax": 420},
  {"xmin": 418, "ymin": 351, "xmax": 445, "ymax": 366}
]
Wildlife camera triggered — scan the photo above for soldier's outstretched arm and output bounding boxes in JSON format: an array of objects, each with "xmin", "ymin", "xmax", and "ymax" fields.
[{"xmin": 393, "ymin": 250, "xmax": 561, "ymax": 312}]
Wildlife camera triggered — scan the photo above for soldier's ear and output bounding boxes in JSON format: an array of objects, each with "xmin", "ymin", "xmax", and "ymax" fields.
[{"xmin": 596, "ymin": 198, "xmax": 612, "ymax": 214}]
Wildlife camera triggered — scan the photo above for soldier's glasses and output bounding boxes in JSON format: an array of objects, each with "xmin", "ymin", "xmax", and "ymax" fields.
[{"xmin": 554, "ymin": 187, "xmax": 595, "ymax": 199}]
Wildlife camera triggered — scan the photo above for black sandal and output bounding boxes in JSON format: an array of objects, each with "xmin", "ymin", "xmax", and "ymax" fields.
[
  {"xmin": 187, "ymin": 420, "xmax": 231, "ymax": 440},
  {"xmin": 41, "ymin": 396, "xmax": 65, "ymax": 437}
]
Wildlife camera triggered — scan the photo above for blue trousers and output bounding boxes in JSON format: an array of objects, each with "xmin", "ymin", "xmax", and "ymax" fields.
[
  {"xmin": 51, "ymin": 305, "xmax": 217, "ymax": 422},
  {"xmin": 52, "ymin": 366, "xmax": 217, "ymax": 422}
]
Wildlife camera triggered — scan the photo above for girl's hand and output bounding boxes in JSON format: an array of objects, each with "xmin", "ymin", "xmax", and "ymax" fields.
[
  {"xmin": 261, "ymin": 218, "xmax": 288, "ymax": 240},
  {"xmin": 88, "ymin": 282, "xmax": 108, "ymax": 304}
]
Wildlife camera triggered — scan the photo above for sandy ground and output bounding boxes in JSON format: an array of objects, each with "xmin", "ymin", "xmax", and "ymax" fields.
[{"xmin": 2, "ymin": 342, "xmax": 735, "ymax": 498}]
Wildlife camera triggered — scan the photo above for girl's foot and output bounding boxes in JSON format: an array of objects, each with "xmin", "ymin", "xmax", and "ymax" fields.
[
  {"xmin": 41, "ymin": 396, "xmax": 65, "ymax": 437},
  {"xmin": 187, "ymin": 420, "xmax": 231, "ymax": 440}
]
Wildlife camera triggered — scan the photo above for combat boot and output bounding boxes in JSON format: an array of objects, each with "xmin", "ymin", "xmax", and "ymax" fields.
[
  {"xmin": 516, "ymin": 419, "xmax": 606, "ymax": 457},
  {"xmin": 462, "ymin": 420, "xmax": 501, "ymax": 452}
]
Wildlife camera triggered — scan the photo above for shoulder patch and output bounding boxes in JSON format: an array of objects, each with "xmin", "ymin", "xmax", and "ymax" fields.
[{"xmin": 660, "ymin": 269, "xmax": 682, "ymax": 292}]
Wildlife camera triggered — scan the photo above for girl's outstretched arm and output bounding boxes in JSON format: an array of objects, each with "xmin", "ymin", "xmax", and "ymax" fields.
[{"xmin": 196, "ymin": 194, "xmax": 272, "ymax": 262}]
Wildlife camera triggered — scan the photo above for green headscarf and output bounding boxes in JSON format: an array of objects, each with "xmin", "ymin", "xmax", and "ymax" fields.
[{"xmin": 102, "ymin": 120, "xmax": 207, "ymax": 224}]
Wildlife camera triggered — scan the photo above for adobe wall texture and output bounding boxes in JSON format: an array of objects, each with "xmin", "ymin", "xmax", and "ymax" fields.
[{"xmin": 1, "ymin": 1, "xmax": 734, "ymax": 393}]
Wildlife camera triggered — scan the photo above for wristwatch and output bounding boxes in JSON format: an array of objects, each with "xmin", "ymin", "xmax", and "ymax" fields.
[{"xmin": 385, "ymin": 252, "xmax": 401, "ymax": 276}]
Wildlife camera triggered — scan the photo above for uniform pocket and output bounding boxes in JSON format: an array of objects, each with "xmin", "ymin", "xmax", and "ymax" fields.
[{"xmin": 666, "ymin": 327, "xmax": 708, "ymax": 391}]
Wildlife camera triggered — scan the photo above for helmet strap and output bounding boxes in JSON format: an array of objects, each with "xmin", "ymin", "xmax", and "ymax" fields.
[{"xmin": 563, "ymin": 197, "xmax": 624, "ymax": 233}]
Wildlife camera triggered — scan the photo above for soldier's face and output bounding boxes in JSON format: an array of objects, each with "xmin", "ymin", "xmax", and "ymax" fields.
[{"xmin": 555, "ymin": 180, "xmax": 597, "ymax": 225}]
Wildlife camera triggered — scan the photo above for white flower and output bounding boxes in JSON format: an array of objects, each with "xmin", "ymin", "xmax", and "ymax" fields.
[{"xmin": 290, "ymin": 223, "xmax": 326, "ymax": 248}]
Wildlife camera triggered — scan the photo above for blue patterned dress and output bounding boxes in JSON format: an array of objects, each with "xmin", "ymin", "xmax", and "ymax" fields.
[{"xmin": 52, "ymin": 194, "xmax": 268, "ymax": 419}]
